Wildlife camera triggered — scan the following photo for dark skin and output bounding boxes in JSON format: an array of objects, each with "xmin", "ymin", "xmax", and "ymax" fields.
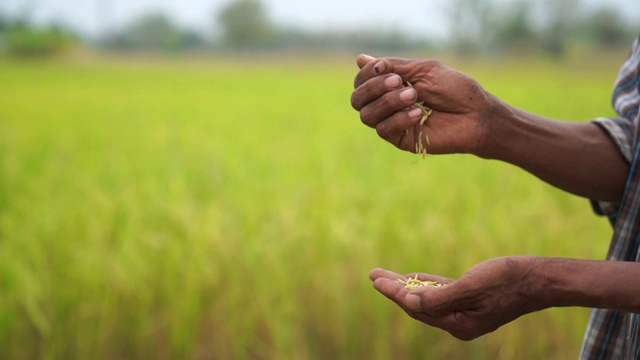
[
  {"xmin": 351, "ymin": 54, "xmax": 640, "ymax": 341},
  {"xmin": 370, "ymin": 257, "xmax": 640, "ymax": 340},
  {"xmin": 351, "ymin": 54, "xmax": 628, "ymax": 201}
]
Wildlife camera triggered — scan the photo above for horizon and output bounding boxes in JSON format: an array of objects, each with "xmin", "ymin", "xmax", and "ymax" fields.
[{"xmin": 2, "ymin": 0, "xmax": 639, "ymax": 41}]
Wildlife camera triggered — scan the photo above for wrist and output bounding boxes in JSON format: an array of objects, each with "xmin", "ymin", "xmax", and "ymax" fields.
[
  {"xmin": 532, "ymin": 258, "xmax": 621, "ymax": 310},
  {"xmin": 511, "ymin": 256, "xmax": 555, "ymax": 313},
  {"xmin": 472, "ymin": 92, "xmax": 514, "ymax": 159}
]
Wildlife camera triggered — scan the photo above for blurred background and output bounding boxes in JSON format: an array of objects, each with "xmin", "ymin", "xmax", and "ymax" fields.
[
  {"xmin": 0, "ymin": 0, "xmax": 639, "ymax": 359},
  {"xmin": 0, "ymin": 0, "xmax": 639, "ymax": 56}
]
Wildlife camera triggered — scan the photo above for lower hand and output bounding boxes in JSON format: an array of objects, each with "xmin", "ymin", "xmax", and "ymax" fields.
[{"xmin": 370, "ymin": 256, "xmax": 545, "ymax": 340}]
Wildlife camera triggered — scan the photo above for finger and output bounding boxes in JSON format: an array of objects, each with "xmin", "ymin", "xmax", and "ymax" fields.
[
  {"xmin": 404, "ymin": 287, "xmax": 456, "ymax": 318},
  {"xmin": 359, "ymin": 87, "xmax": 417, "ymax": 128},
  {"xmin": 354, "ymin": 58, "xmax": 391, "ymax": 89},
  {"xmin": 355, "ymin": 57, "xmax": 404, "ymax": 89},
  {"xmin": 372, "ymin": 278, "xmax": 409, "ymax": 306},
  {"xmin": 410, "ymin": 281, "xmax": 480, "ymax": 318},
  {"xmin": 351, "ymin": 74, "xmax": 403, "ymax": 111},
  {"xmin": 375, "ymin": 279, "xmax": 465, "ymax": 336},
  {"xmin": 356, "ymin": 53, "xmax": 376, "ymax": 69},
  {"xmin": 370, "ymin": 268, "xmax": 406, "ymax": 282},
  {"xmin": 375, "ymin": 108, "xmax": 423, "ymax": 148},
  {"xmin": 405, "ymin": 293, "xmax": 426, "ymax": 313},
  {"xmin": 373, "ymin": 276, "xmax": 472, "ymax": 338},
  {"xmin": 401, "ymin": 277, "xmax": 452, "ymax": 315},
  {"xmin": 381, "ymin": 57, "xmax": 442, "ymax": 82},
  {"xmin": 370, "ymin": 57, "xmax": 449, "ymax": 106}
]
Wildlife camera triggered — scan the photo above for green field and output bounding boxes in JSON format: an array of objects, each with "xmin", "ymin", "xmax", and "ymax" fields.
[{"xmin": 0, "ymin": 52, "xmax": 627, "ymax": 359}]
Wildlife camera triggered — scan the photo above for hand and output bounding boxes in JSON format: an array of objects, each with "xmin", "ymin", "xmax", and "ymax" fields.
[
  {"xmin": 351, "ymin": 54, "xmax": 495, "ymax": 155},
  {"xmin": 370, "ymin": 256, "xmax": 546, "ymax": 340}
]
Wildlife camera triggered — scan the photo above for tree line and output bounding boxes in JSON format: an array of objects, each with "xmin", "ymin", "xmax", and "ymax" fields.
[{"xmin": 0, "ymin": 0, "xmax": 636, "ymax": 57}]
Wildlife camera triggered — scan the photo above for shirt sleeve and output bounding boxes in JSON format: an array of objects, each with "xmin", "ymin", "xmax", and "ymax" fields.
[{"xmin": 590, "ymin": 117, "xmax": 634, "ymax": 218}]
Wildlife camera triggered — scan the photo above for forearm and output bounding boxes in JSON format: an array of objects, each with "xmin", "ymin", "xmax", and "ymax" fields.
[
  {"xmin": 534, "ymin": 257, "xmax": 640, "ymax": 313},
  {"xmin": 477, "ymin": 95, "xmax": 629, "ymax": 202}
]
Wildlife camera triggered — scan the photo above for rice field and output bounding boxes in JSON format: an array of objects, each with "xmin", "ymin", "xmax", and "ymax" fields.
[{"xmin": 0, "ymin": 51, "xmax": 627, "ymax": 359}]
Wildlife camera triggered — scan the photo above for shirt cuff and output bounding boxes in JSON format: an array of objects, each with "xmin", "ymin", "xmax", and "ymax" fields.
[{"xmin": 590, "ymin": 117, "xmax": 634, "ymax": 219}]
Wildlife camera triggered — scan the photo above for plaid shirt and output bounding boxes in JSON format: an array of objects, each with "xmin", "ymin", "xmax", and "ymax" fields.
[{"xmin": 582, "ymin": 34, "xmax": 640, "ymax": 359}]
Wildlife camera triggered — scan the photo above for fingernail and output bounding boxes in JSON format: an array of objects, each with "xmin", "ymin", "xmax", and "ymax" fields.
[
  {"xmin": 373, "ymin": 61, "xmax": 385, "ymax": 74},
  {"xmin": 405, "ymin": 294, "xmax": 423, "ymax": 312},
  {"xmin": 408, "ymin": 107, "xmax": 423, "ymax": 119},
  {"xmin": 400, "ymin": 88, "xmax": 416, "ymax": 101},
  {"xmin": 384, "ymin": 75, "xmax": 401, "ymax": 89}
]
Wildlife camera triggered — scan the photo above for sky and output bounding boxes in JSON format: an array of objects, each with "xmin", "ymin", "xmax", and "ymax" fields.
[{"xmin": 1, "ymin": 0, "xmax": 639, "ymax": 40}]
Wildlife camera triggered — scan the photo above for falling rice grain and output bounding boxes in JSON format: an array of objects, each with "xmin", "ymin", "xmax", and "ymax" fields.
[{"xmin": 405, "ymin": 82, "xmax": 432, "ymax": 159}]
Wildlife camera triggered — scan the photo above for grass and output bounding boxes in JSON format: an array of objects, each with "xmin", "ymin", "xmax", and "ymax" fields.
[{"xmin": 0, "ymin": 51, "xmax": 627, "ymax": 359}]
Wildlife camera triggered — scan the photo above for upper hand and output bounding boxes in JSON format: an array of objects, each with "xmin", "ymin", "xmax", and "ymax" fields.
[
  {"xmin": 369, "ymin": 256, "xmax": 545, "ymax": 340},
  {"xmin": 351, "ymin": 54, "xmax": 494, "ymax": 155}
]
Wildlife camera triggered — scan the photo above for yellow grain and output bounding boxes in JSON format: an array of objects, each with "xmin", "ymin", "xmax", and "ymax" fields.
[
  {"xmin": 396, "ymin": 274, "xmax": 444, "ymax": 290},
  {"xmin": 405, "ymin": 82, "xmax": 432, "ymax": 158}
]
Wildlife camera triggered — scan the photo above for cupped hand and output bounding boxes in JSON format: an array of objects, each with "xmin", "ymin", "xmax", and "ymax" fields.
[
  {"xmin": 370, "ymin": 256, "xmax": 545, "ymax": 340},
  {"xmin": 351, "ymin": 54, "xmax": 495, "ymax": 155}
]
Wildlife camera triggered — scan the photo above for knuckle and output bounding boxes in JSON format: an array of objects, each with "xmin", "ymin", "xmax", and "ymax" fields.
[
  {"xmin": 359, "ymin": 107, "xmax": 375, "ymax": 127},
  {"xmin": 350, "ymin": 91, "xmax": 362, "ymax": 110},
  {"xmin": 375, "ymin": 122, "xmax": 390, "ymax": 138},
  {"xmin": 351, "ymin": 88, "xmax": 371, "ymax": 111},
  {"xmin": 353, "ymin": 74, "xmax": 362, "ymax": 88},
  {"xmin": 420, "ymin": 58, "xmax": 442, "ymax": 71},
  {"xmin": 427, "ymin": 58, "xmax": 443, "ymax": 67},
  {"xmin": 378, "ymin": 91, "xmax": 400, "ymax": 111},
  {"xmin": 375, "ymin": 113, "xmax": 408, "ymax": 141}
]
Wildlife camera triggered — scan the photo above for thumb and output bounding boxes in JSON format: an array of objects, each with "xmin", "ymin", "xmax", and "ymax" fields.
[
  {"xmin": 405, "ymin": 293, "xmax": 424, "ymax": 313},
  {"xmin": 405, "ymin": 286, "xmax": 456, "ymax": 317},
  {"xmin": 382, "ymin": 57, "xmax": 442, "ymax": 84},
  {"xmin": 356, "ymin": 53, "xmax": 376, "ymax": 69}
]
